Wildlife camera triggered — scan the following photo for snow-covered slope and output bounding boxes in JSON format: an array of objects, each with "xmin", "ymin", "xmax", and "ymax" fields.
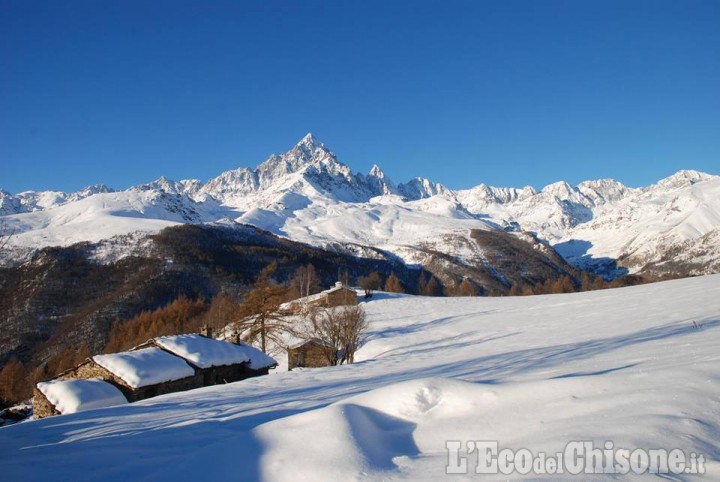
[
  {"xmin": 2, "ymin": 134, "xmax": 718, "ymax": 277},
  {"xmin": 456, "ymin": 170, "xmax": 720, "ymax": 276},
  {"xmin": 3, "ymin": 274, "xmax": 719, "ymax": 480}
]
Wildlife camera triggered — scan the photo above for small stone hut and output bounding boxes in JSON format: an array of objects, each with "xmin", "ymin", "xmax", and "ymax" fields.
[
  {"xmin": 287, "ymin": 338, "xmax": 337, "ymax": 370},
  {"xmin": 286, "ymin": 282, "xmax": 358, "ymax": 312},
  {"xmin": 34, "ymin": 379, "xmax": 128, "ymax": 419}
]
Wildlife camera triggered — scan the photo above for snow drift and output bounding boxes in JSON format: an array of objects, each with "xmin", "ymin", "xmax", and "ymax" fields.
[
  {"xmin": 36, "ymin": 379, "xmax": 128, "ymax": 415},
  {"xmin": 2, "ymin": 274, "xmax": 720, "ymax": 480}
]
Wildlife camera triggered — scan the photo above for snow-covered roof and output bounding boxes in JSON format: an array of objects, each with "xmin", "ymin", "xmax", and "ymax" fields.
[
  {"xmin": 93, "ymin": 347, "xmax": 196, "ymax": 388},
  {"xmin": 233, "ymin": 341, "xmax": 278, "ymax": 370},
  {"xmin": 36, "ymin": 378, "xmax": 128, "ymax": 415},
  {"xmin": 154, "ymin": 334, "xmax": 252, "ymax": 369},
  {"xmin": 283, "ymin": 282, "xmax": 356, "ymax": 308},
  {"xmin": 288, "ymin": 338, "xmax": 335, "ymax": 350}
]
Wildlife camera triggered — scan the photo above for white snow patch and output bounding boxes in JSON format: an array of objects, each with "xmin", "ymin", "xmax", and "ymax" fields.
[
  {"xmin": 152, "ymin": 334, "xmax": 275, "ymax": 370},
  {"xmin": 93, "ymin": 347, "xmax": 196, "ymax": 388},
  {"xmin": 36, "ymin": 379, "xmax": 127, "ymax": 415},
  {"xmin": 153, "ymin": 334, "xmax": 251, "ymax": 369},
  {"xmin": 234, "ymin": 341, "xmax": 278, "ymax": 370}
]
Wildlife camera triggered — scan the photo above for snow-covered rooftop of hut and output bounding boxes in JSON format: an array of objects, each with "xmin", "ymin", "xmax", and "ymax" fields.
[
  {"xmin": 93, "ymin": 347, "xmax": 196, "ymax": 388},
  {"xmin": 36, "ymin": 378, "xmax": 128, "ymax": 415},
  {"xmin": 288, "ymin": 337, "xmax": 336, "ymax": 350},
  {"xmin": 233, "ymin": 341, "xmax": 278, "ymax": 370},
  {"xmin": 154, "ymin": 334, "xmax": 253, "ymax": 369}
]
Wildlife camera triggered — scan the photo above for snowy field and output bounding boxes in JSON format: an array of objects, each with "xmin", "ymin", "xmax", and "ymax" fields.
[{"xmin": 2, "ymin": 275, "xmax": 719, "ymax": 481}]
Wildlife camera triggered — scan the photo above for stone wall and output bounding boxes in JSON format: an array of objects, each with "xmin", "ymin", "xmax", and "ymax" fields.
[
  {"xmin": 200, "ymin": 364, "xmax": 246, "ymax": 386},
  {"xmin": 128, "ymin": 373, "xmax": 204, "ymax": 402},
  {"xmin": 32, "ymin": 388, "xmax": 59, "ymax": 419},
  {"xmin": 288, "ymin": 342, "xmax": 333, "ymax": 370},
  {"xmin": 51, "ymin": 358, "xmax": 203, "ymax": 403},
  {"xmin": 325, "ymin": 288, "xmax": 358, "ymax": 307}
]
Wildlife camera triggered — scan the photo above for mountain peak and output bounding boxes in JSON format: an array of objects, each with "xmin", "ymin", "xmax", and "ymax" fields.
[
  {"xmin": 541, "ymin": 180, "xmax": 576, "ymax": 199},
  {"xmin": 655, "ymin": 170, "xmax": 716, "ymax": 190},
  {"xmin": 287, "ymin": 132, "xmax": 333, "ymax": 162},
  {"xmin": 369, "ymin": 164, "xmax": 386, "ymax": 178},
  {"xmin": 297, "ymin": 132, "xmax": 321, "ymax": 150}
]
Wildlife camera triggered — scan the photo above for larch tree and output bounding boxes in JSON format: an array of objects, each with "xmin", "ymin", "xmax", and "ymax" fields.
[
  {"xmin": 384, "ymin": 272, "xmax": 404, "ymax": 293},
  {"xmin": 419, "ymin": 274, "xmax": 441, "ymax": 296},
  {"xmin": 237, "ymin": 263, "xmax": 295, "ymax": 353},
  {"xmin": 0, "ymin": 358, "xmax": 29, "ymax": 407},
  {"xmin": 458, "ymin": 278, "xmax": 480, "ymax": 297}
]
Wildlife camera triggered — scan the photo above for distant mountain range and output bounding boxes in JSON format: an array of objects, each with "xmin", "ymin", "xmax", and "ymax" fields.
[{"xmin": 2, "ymin": 133, "xmax": 719, "ymax": 279}]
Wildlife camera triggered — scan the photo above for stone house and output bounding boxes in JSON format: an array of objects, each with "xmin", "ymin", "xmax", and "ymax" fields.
[
  {"xmin": 152, "ymin": 333, "xmax": 278, "ymax": 383},
  {"xmin": 285, "ymin": 282, "xmax": 359, "ymax": 313},
  {"xmin": 287, "ymin": 338, "xmax": 337, "ymax": 370},
  {"xmin": 34, "ymin": 379, "xmax": 128, "ymax": 419}
]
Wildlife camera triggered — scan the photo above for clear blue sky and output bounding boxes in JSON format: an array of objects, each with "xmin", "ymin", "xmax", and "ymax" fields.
[{"xmin": 1, "ymin": 0, "xmax": 719, "ymax": 194}]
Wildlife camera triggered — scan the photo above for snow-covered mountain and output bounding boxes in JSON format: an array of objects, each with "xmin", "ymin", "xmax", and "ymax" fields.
[{"xmin": 2, "ymin": 133, "xmax": 719, "ymax": 278}]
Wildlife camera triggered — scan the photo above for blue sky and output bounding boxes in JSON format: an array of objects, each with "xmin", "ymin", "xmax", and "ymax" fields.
[{"xmin": 1, "ymin": 0, "xmax": 719, "ymax": 193}]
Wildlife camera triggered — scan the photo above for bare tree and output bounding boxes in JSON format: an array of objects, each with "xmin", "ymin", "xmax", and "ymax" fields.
[
  {"xmin": 288, "ymin": 263, "xmax": 321, "ymax": 300},
  {"xmin": 305, "ymin": 305, "xmax": 368, "ymax": 365},
  {"xmin": 358, "ymin": 271, "xmax": 381, "ymax": 298}
]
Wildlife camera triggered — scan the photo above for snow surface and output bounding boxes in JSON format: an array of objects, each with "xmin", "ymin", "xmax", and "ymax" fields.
[
  {"xmin": 153, "ymin": 334, "xmax": 276, "ymax": 370},
  {"xmin": 93, "ymin": 347, "xmax": 196, "ymax": 388},
  {"xmin": 35, "ymin": 379, "xmax": 127, "ymax": 415},
  {"xmin": 235, "ymin": 341, "xmax": 278, "ymax": 370},
  {"xmin": 3, "ymin": 274, "xmax": 720, "ymax": 480},
  {"xmin": 153, "ymin": 334, "xmax": 251, "ymax": 369}
]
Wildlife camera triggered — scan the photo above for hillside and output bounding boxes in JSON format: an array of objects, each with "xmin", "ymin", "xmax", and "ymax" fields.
[
  {"xmin": 0, "ymin": 223, "xmax": 422, "ymax": 371},
  {"xmin": 3, "ymin": 274, "xmax": 719, "ymax": 480}
]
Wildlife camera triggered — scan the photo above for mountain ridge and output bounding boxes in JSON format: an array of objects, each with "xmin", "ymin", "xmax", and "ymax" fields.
[{"xmin": 1, "ymin": 134, "xmax": 719, "ymax": 279}]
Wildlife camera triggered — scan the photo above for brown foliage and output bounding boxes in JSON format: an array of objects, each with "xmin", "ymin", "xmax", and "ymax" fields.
[
  {"xmin": 418, "ymin": 274, "xmax": 441, "ymax": 296},
  {"xmin": 104, "ymin": 296, "xmax": 207, "ymax": 353},
  {"xmin": 384, "ymin": 272, "xmax": 404, "ymax": 293},
  {"xmin": 237, "ymin": 263, "xmax": 295, "ymax": 353},
  {"xmin": 458, "ymin": 278, "xmax": 480, "ymax": 297},
  {"xmin": 199, "ymin": 294, "xmax": 242, "ymax": 333},
  {"xmin": 0, "ymin": 357, "xmax": 29, "ymax": 407}
]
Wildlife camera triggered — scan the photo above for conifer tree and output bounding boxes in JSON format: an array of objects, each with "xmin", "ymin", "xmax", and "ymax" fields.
[
  {"xmin": 384, "ymin": 272, "xmax": 404, "ymax": 293},
  {"xmin": 459, "ymin": 278, "xmax": 480, "ymax": 296},
  {"xmin": 238, "ymin": 262, "xmax": 295, "ymax": 352}
]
